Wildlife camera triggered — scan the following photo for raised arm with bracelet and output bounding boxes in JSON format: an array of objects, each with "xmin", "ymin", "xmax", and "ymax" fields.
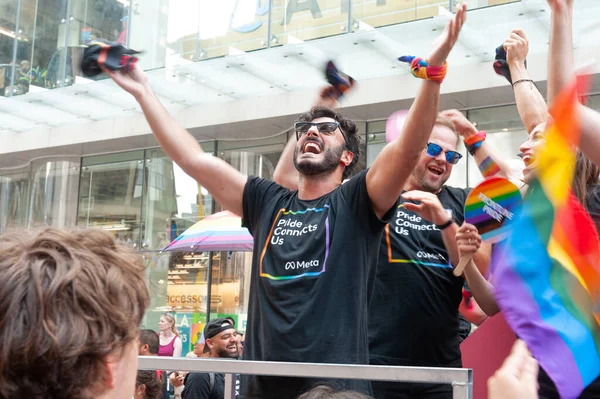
[{"xmin": 504, "ymin": 29, "xmax": 548, "ymax": 133}]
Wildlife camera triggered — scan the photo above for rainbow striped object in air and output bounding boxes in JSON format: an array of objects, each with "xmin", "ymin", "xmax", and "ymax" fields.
[
  {"xmin": 163, "ymin": 210, "xmax": 253, "ymax": 252},
  {"xmin": 491, "ymin": 77, "xmax": 600, "ymax": 399},
  {"xmin": 464, "ymin": 177, "xmax": 521, "ymax": 243}
]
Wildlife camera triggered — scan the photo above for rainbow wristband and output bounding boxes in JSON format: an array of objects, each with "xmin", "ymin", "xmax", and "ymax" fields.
[
  {"xmin": 464, "ymin": 131, "xmax": 487, "ymax": 155},
  {"xmin": 398, "ymin": 56, "xmax": 448, "ymax": 84}
]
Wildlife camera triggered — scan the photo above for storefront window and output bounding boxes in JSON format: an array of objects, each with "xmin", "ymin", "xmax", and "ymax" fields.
[
  {"xmin": 29, "ymin": 158, "xmax": 80, "ymax": 228},
  {"xmin": 77, "ymin": 150, "xmax": 144, "ymax": 247},
  {"xmin": 141, "ymin": 250, "xmax": 209, "ymax": 357},
  {"xmin": 141, "ymin": 145, "xmax": 215, "ymax": 251},
  {"xmin": 366, "ymin": 119, "xmax": 385, "ymax": 168},
  {"xmin": 210, "ymin": 251, "xmax": 252, "ymax": 333},
  {"xmin": 0, "ymin": 166, "xmax": 30, "ymax": 232}
]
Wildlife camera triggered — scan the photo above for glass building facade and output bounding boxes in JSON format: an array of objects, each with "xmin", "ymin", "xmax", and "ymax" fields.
[{"xmin": 1, "ymin": 0, "xmax": 518, "ymax": 98}]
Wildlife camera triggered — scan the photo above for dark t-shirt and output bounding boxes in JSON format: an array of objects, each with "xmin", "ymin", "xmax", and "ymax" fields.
[
  {"xmin": 241, "ymin": 170, "xmax": 390, "ymax": 399},
  {"xmin": 182, "ymin": 372, "xmax": 240, "ymax": 399},
  {"xmin": 369, "ymin": 186, "xmax": 469, "ymax": 369}
]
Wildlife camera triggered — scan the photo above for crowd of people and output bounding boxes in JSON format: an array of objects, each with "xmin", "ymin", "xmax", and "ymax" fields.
[{"xmin": 1, "ymin": 0, "xmax": 598, "ymax": 398}]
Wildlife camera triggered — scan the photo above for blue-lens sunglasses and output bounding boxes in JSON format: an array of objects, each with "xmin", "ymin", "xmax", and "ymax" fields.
[{"xmin": 426, "ymin": 142, "xmax": 462, "ymax": 165}]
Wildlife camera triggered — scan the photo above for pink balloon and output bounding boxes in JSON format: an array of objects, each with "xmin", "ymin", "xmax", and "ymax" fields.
[{"xmin": 385, "ymin": 110, "xmax": 409, "ymax": 143}]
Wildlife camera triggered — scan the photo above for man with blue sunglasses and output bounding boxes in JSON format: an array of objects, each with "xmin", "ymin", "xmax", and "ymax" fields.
[{"xmin": 368, "ymin": 113, "xmax": 491, "ymax": 399}]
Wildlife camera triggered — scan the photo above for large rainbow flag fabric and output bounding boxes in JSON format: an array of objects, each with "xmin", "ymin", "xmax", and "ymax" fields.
[{"xmin": 490, "ymin": 78, "xmax": 600, "ymax": 399}]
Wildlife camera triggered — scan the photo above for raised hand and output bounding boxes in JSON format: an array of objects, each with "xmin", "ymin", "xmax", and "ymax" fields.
[
  {"xmin": 100, "ymin": 64, "xmax": 149, "ymax": 100},
  {"xmin": 455, "ymin": 222, "xmax": 482, "ymax": 259},
  {"xmin": 314, "ymin": 86, "xmax": 339, "ymax": 109},
  {"xmin": 428, "ymin": 2, "xmax": 468, "ymax": 66},
  {"xmin": 441, "ymin": 109, "xmax": 478, "ymax": 138},
  {"xmin": 488, "ymin": 340, "xmax": 539, "ymax": 399},
  {"xmin": 504, "ymin": 29, "xmax": 529, "ymax": 67}
]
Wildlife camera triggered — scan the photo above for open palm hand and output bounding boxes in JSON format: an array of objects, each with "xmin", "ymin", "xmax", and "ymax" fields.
[{"xmin": 428, "ymin": 2, "xmax": 468, "ymax": 66}]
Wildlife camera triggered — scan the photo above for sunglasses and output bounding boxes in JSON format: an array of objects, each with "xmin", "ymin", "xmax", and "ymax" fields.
[
  {"xmin": 294, "ymin": 121, "xmax": 349, "ymax": 147},
  {"xmin": 426, "ymin": 142, "xmax": 462, "ymax": 165}
]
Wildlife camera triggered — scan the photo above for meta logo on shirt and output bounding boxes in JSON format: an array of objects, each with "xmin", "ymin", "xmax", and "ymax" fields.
[
  {"xmin": 385, "ymin": 204, "xmax": 452, "ymax": 269},
  {"xmin": 260, "ymin": 205, "xmax": 331, "ymax": 280}
]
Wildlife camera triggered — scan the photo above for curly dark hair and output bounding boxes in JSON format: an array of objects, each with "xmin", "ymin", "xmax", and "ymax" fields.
[
  {"xmin": 298, "ymin": 106, "xmax": 360, "ymax": 180},
  {"xmin": 136, "ymin": 370, "xmax": 164, "ymax": 399},
  {"xmin": 0, "ymin": 227, "xmax": 150, "ymax": 399}
]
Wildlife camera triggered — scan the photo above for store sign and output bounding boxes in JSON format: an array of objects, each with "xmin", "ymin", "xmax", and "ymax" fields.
[
  {"xmin": 175, "ymin": 313, "xmax": 191, "ymax": 356},
  {"xmin": 167, "ymin": 284, "xmax": 207, "ymax": 310}
]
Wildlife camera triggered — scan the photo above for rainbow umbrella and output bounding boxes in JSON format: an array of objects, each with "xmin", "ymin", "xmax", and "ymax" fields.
[{"xmin": 163, "ymin": 210, "xmax": 253, "ymax": 252}]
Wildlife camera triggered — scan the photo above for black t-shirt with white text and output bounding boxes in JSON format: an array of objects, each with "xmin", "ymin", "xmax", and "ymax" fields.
[
  {"xmin": 241, "ymin": 170, "xmax": 390, "ymax": 399},
  {"xmin": 369, "ymin": 186, "xmax": 469, "ymax": 371}
]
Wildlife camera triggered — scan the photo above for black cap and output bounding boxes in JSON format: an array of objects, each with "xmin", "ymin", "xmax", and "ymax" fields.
[{"xmin": 204, "ymin": 318, "xmax": 235, "ymax": 339}]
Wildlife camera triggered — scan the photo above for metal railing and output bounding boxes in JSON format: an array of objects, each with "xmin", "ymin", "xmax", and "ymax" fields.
[{"xmin": 138, "ymin": 356, "xmax": 472, "ymax": 399}]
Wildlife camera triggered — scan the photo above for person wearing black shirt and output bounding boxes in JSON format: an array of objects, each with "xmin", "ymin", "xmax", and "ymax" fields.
[
  {"xmin": 104, "ymin": 8, "xmax": 466, "ymax": 397},
  {"xmin": 182, "ymin": 318, "xmax": 240, "ymax": 399},
  {"xmin": 367, "ymin": 117, "xmax": 491, "ymax": 399}
]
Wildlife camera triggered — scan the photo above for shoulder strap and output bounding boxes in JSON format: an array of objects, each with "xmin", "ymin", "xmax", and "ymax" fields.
[{"xmin": 209, "ymin": 372, "xmax": 215, "ymax": 393}]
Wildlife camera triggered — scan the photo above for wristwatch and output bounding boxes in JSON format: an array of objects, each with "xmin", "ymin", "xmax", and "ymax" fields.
[{"xmin": 435, "ymin": 219, "xmax": 454, "ymax": 230}]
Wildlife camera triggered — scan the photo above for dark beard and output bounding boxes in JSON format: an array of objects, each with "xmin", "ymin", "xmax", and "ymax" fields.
[
  {"xmin": 216, "ymin": 347, "xmax": 238, "ymax": 359},
  {"xmin": 293, "ymin": 143, "xmax": 343, "ymax": 177}
]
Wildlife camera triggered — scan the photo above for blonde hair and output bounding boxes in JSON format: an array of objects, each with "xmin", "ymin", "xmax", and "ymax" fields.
[
  {"xmin": 435, "ymin": 114, "xmax": 460, "ymax": 146},
  {"xmin": 161, "ymin": 312, "xmax": 179, "ymax": 336}
]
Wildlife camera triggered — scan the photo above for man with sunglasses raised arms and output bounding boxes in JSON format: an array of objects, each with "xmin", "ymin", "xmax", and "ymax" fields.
[
  {"xmin": 276, "ymin": 113, "xmax": 491, "ymax": 398},
  {"xmin": 367, "ymin": 112, "xmax": 491, "ymax": 398},
  {"xmin": 102, "ymin": 5, "xmax": 465, "ymax": 398}
]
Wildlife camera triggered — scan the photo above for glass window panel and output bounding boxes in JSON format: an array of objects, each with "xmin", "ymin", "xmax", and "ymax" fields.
[
  {"xmin": 196, "ymin": 0, "xmax": 269, "ymax": 60},
  {"xmin": 29, "ymin": 158, "xmax": 80, "ymax": 228},
  {"xmin": 12, "ymin": 0, "xmax": 90, "ymax": 95},
  {"xmin": 587, "ymin": 94, "xmax": 600, "ymax": 112},
  {"xmin": 271, "ymin": 0, "xmax": 350, "ymax": 45},
  {"xmin": 78, "ymin": 150, "xmax": 144, "ymax": 248},
  {"xmin": 354, "ymin": 121, "xmax": 367, "ymax": 176},
  {"xmin": 217, "ymin": 135, "xmax": 288, "ymax": 196},
  {"xmin": 69, "ymin": 0, "xmax": 130, "ymax": 85},
  {"xmin": 141, "ymin": 146, "xmax": 215, "ymax": 251},
  {"xmin": 210, "ymin": 251, "xmax": 252, "ymax": 333},
  {"xmin": 141, "ymin": 250, "xmax": 209, "ymax": 357},
  {"xmin": 0, "ymin": 0, "xmax": 18, "ymax": 97},
  {"xmin": 129, "ymin": 0, "xmax": 169, "ymax": 70},
  {"xmin": 366, "ymin": 120, "xmax": 386, "ymax": 168},
  {"xmin": 0, "ymin": 166, "xmax": 30, "ymax": 232}
]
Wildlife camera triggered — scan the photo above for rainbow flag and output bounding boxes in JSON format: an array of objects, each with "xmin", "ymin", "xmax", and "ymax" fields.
[{"xmin": 491, "ymin": 78, "xmax": 600, "ymax": 399}]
